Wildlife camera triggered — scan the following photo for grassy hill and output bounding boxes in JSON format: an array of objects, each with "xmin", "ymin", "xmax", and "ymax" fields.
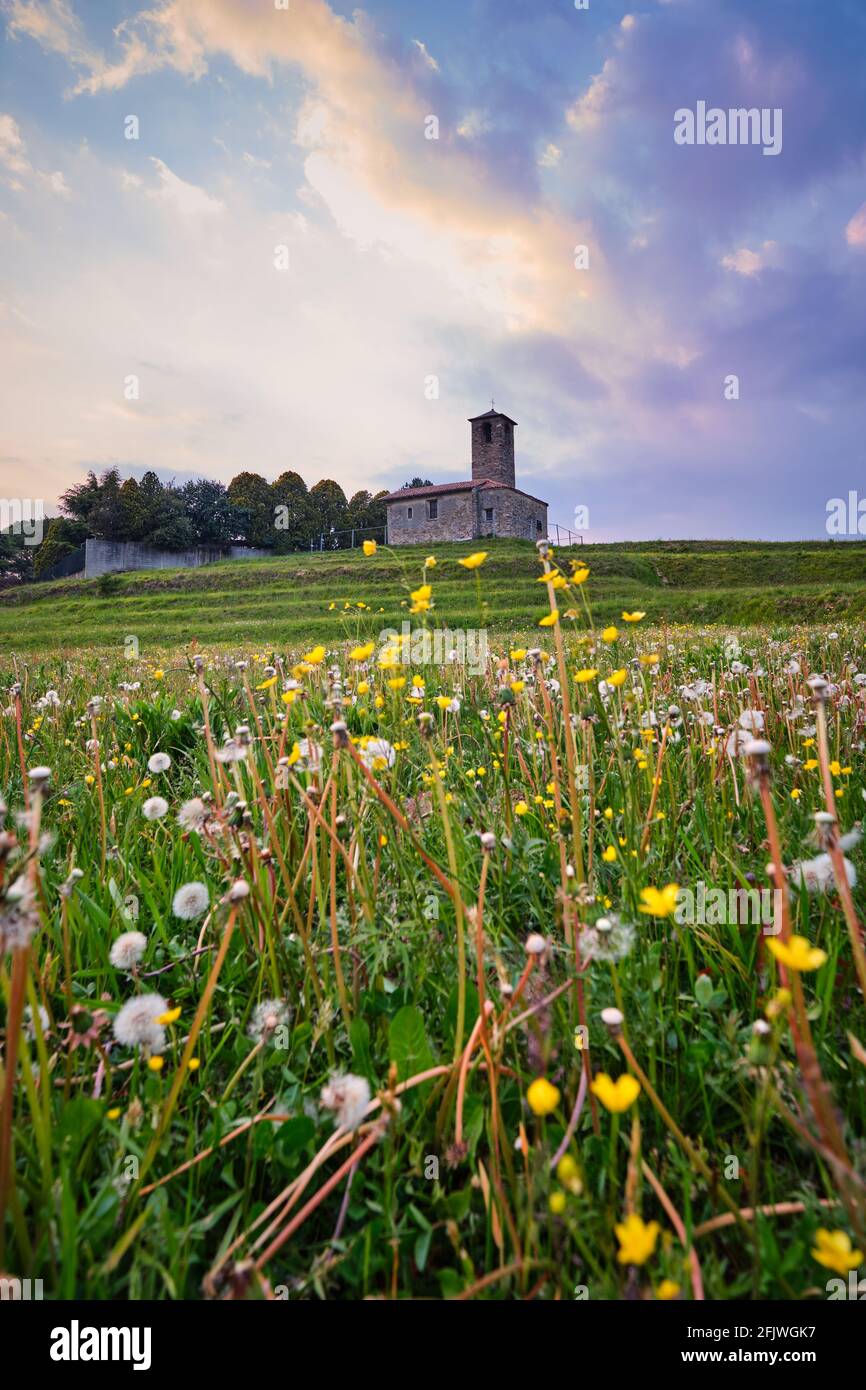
[{"xmin": 2, "ymin": 537, "xmax": 865, "ymax": 653}]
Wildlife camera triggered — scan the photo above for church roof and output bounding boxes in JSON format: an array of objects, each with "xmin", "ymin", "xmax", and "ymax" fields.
[
  {"xmin": 382, "ymin": 480, "xmax": 474, "ymax": 502},
  {"xmin": 467, "ymin": 408, "xmax": 518, "ymax": 426},
  {"xmin": 383, "ymin": 478, "xmax": 547, "ymax": 506}
]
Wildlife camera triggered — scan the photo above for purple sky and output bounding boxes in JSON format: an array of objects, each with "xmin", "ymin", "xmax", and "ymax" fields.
[{"xmin": 2, "ymin": 0, "xmax": 866, "ymax": 539}]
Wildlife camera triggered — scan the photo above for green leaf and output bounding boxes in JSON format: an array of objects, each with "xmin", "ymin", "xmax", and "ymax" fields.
[
  {"xmin": 389, "ymin": 1004, "xmax": 434, "ymax": 1083},
  {"xmin": 349, "ymin": 1017, "xmax": 375, "ymax": 1082},
  {"xmin": 274, "ymin": 1116, "xmax": 316, "ymax": 1164}
]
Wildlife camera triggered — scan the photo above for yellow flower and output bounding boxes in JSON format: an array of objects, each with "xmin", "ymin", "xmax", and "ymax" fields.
[
  {"xmin": 458, "ymin": 551, "xmax": 487, "ymax": 570},
  {"xmin": 85, "ymin": 774, "xmax": 96, "ymax": 787},
  {"xmin": 410, "ymin": 583, "xmax": 432, "ymax": 613},
  {"xmin": 256, "ymin": 675, "xmax": 278, "ymax": 690},
  {"xmin": 356, "ymin": 679, "xmax": 370, "ymax": 695},
  {"xmin": 640, "ymin": 653, "xmax": 659, "ymax": 666},
  {"xmin": 602, "ymin": 845, "xmax": 617, "ymax": 863},
  {"xmin": 526, "ymin": 1077, "xmax": 560, "ymax": 1116},
  {"xmin": 187, "ymin": 1057, "xmax": 200, "ymax": 1071},
  {"xmin": 286, "ymin": 742, "xmax": 301, "ymax": 767},
  {"xmin": 616, "ymin": 1213, "xmax": 660, "ymax": 1266},
  {"xmin": 387, "ymin": 676, "xmax": 406, "ymax": 690},
  {"xmin": 362, "ymin": 540, "xmax": 377, "ymax": 556},
  {"xmin": 803, "ymin": 758, "xmax": 819, "ymax": 771},
  {"xmin": 767, "ymin": 934, "xmax": 827, "ymax": 973},
  {"xmin": 304, "ymin": 645, "xmax": 326, "ymax": 665},
  {"xmin": 575, "ymin": 668, "xmax": 598, "ymax": 683},
  {"xmin": 829, "ymin": 759, "xmax": 841, "ymax": 776},
  {"xmin": 639, "ymin": 884, "xmax": 680, "ymax": 917},
  {"xmin": 157, "ymin": 1007, "xmax": 181, "ymax": 1025},
  {"xmin": 147, "ymin": 1056, "xmax": 165, "ymax": 1072},
  {"xmin": 790, "ymin": 788, "xmax": 801, "ymax": 800},
  {"xmin": 153, "ymin": 669, "xmax": 164, "ymax": 680},
  {"xmin": 607, "ymin": 668, "xmax": 627, "ymax": 687},
  {"xmin": 106, "ymin": 1107, "xmax": 121, "ymax": 1121},
  {"xmin": 379, "ymin": 833, "xmax": 388, "ymax": 848},
  {"xmin": 514, "ymin": 800, "xmax": 529, "ymax": 816},
  {"xmin": 811, "ymin": 1229, "xmax": 864, "ymax": 1276},
  {"xmin": 656, "ymin": 1279, "xmax": 681, "ymax": 1300},
  {"xmin": 539, "ymin": 610, "xmax": 559, "ymax": 627},
  {"xmin": 510, "ymin": 648, "xmax": 527, "ymax": 661},
  {"xmin": 556, "ymin": 1154, "xmax": 580, "ymax": 1187},
  {"xmin": 591, "ymin": 1072, "xmax": 641, "ymax": 1113},
  {"xmin": 510, "ymin": 679, "xmax": 525, "ymax": 694},
  {"xmin": 622, "ymin": 612, "xmax": 646, "ymax": 623},
  {"xmin": 350, "ymin": 642, "xmax": 375, "ymax": 661},
  {"xmin": 601, "ymin": 625, "xmax": 619, "ymax": 643},
  {"xmin": 548, "ymin": 1191, "xmax": 567, "ymax": 1215},
  {"xmin": 571, "ymin": 565, "xmax": 590, "ymax": 584},
  {"xmin": 425, "ymin": 555, "xmax": 436, "ymax": 567}
]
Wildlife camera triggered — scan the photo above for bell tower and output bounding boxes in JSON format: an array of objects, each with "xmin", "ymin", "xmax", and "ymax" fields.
[{"xmin": 469, "ymin": 407, "xmax": 517, "ymax": 488}]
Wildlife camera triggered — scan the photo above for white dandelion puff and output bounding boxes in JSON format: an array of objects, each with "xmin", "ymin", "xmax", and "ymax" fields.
[
  {"xmin": 320, "ymin": 1073, "xmax": 371, "ymax": 1131},
  {"xmin": 172, "ymin": 881, "xmax": 210, "ymax": 920},
  {"xmin": 113, "ymin": 993, "xmax": 168, "ymax": 1053},
  {"xmin": 177, "ymin": 798, "xmax": 208, "ymax": 832},
  {"xmin": 248, "ymin": 998, "xmax": 291, "ymax": 1042},
  {"xmin": 147, "ymin": 752, "xmax": 172, "ymax": 774},
  {"xmin": 142, "ymin": 796, "xmax": 169, "ymax": 821},
  {"xmin": 109, "ymin": 931, "xmax": 148, "ymax": 971}
]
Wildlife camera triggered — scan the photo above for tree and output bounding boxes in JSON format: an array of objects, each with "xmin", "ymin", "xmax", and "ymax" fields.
[
  {"xmin": 60, "ymin": 471, "xmax": 103, "ymax": 523},
  {"xmin": 401, "ymin": 477, "xmax": 433, "ymax": 489},
  {"xmin": 182, "ymin": 479, "xmax": 241, "ymax": 547},
  {"xmin": 308, "ymin": 479, "xmax": 348, "ymax": 548},
  {"xmin": 272, "ymin": 471, "xmax": 315, "ymax": 552},
  {"xmin": 32, "ymin": 517, "xmax": 88, "ymax": 579},
  {"xmin": 227, "ymin": 472, "xmax": 276, "ymax": 548}
]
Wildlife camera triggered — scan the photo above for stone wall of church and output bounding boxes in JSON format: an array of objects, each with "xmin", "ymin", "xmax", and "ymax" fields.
[
  {"xmin": 475, "ymin": 488, "xmax": 548, "ymax": 542},
  {"xmin": 386, "ymin": 490, "xmax": 475, "ymax": 545}
]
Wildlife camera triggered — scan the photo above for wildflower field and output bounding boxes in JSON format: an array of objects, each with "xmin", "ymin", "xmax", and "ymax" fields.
[{"xmin": 2, "ymin": 543, "xmax": 866, "ymax": 1302}]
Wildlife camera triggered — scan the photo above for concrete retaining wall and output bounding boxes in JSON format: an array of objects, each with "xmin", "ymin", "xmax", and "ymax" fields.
[{"xmin": 84, "ymin": 539, "xmax": 269, "ymax": 578}]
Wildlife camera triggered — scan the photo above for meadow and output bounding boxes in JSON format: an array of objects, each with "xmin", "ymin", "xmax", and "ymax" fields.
[
  {"xmin": 1, "ymin": 540, "xmax": 865, "ymax": 1301},
  {"xmin": 2, "ymin": 536, "xmax": 866, "ymax": 652}
]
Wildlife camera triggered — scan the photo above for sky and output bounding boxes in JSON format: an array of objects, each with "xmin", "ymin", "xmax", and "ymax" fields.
[{"xmin": 1, "ymin": 0, "xmax": 865, "ymax": 541}]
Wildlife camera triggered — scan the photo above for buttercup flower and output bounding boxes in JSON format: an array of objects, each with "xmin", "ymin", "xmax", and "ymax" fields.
[
  {"xmin": 526, "ymin": 1077, "xmax": 560, "ymax": 1116},
  {"xmin": 362, "ymin": 540, "xmax": 377, "ymax": 556},
  {"xmin": 767, "ymin": 934, "xmax": 827, "ymax": 972},
  {"xmin": 458, "ymin": 552, "xmax": 487, "ymax": 570},
  {"xmin": 591, "ymin": 1072, "xmax": 640, "ymax": 1113},
  {"xmin": 811, "ymin": 1229, "xmax": 863, "ymax": 1276},
  {"xmin": 639, "ymin": 884, "xmax": 680, "ymax": 917},
  {"xmin": 615, "ymin": 1213, "xmax": 660, "ymax": 1265}
]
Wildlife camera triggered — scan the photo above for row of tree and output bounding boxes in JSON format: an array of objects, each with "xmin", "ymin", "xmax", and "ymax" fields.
[{"xmin": 27, "ymin": 468, "xmax": 394, "ymax": 579}]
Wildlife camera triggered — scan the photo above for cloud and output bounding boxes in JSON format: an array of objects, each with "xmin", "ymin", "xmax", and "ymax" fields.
[
  {"xmin": 845, "ymin": 203, "xmax": 866, "ymax": 249},
  {"xmin": 411, "ymin": 38, "xmax": 439, "ymax": 72},
  {"xmin": 0, "ymin": 112, "xmax": 70, "ymax": 194},
  {"xmin": 720, "ymin": 241, "xmax": 779, "ymax": 277}
]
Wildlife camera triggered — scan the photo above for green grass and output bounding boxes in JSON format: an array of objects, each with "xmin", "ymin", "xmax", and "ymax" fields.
[
  {"xmin": 3, "ymin": 537, "xmax": 866, "ymax": 652},
  {"xmin": 2, "ymin": 543, "xmax": 866, "ymax": 1299}
]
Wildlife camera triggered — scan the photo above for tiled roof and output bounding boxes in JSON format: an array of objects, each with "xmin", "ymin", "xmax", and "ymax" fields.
[
  {"xmin": 383, "ymin": 478, "xmax": 548, "ymax": 506},
  {"xmin": 382, "ymin": 480, "xmax": 474, "ymax": 501}
]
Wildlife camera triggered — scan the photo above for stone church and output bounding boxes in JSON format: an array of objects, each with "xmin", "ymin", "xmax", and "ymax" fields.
[{"xmin": 383, "ymin": 408, "xmax": 548, "ymax": 545}]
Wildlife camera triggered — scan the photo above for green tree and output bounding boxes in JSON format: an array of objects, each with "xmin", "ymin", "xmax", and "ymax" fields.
[
  {"xmin": 227, "ymin": 471, "xmax": 276, "ymax": 548},
  {"xmin": 308, "ymin": 479, "xmax": 348, "ymax": 548}
]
